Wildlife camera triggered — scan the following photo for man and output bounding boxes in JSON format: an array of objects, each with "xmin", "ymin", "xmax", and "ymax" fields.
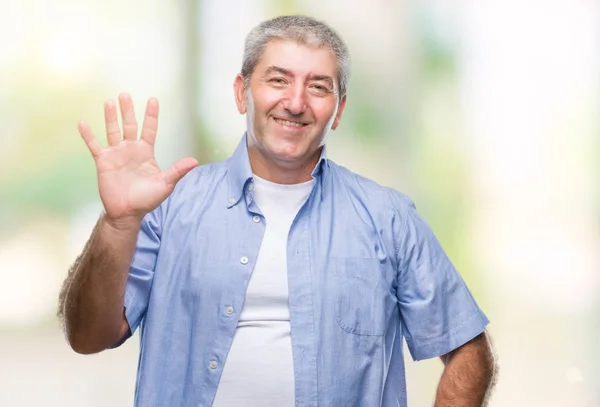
[{"xmin": 58, "ymin": 15, "xmax": 496, "ymax": 407}]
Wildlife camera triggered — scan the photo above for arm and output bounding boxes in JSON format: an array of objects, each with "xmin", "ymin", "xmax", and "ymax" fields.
[
  {"xmin": 435, "ymin": 331, "xmax": 498, "ymax": 407},
  {"xmin": 57, "ymin": 94, "xmax": 197, "ymax": 354},
  {"xmin": 390, "ymin": 193, "xmax": 494, "ymax": 403},
  {"xmin": 58, "ymin": 215, "xmax": 140, "ymax": 354}
]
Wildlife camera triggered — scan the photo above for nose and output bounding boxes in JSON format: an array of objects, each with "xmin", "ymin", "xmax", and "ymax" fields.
[{"xmin": 281, "ymin": 84, "xmax": 307, "ymax": 116}]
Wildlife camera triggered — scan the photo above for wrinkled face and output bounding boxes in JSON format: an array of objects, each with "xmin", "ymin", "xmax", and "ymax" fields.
[{"xmin": 234, "ymin": 39, "xmax": 346, "ymax": 169}]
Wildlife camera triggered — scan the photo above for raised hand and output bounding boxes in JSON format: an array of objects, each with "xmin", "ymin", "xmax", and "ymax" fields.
[{"xmin": 79, "ymin": 94, "xmax": 198, "ymax": 226}]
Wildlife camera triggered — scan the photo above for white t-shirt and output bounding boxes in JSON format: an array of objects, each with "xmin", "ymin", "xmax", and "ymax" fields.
[{"xmin": 211, "ymin": 174, "xmax": 314, "ymax": 407}]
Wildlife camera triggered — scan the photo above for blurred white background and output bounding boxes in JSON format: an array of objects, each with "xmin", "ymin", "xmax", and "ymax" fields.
[{"xmin": 0, "ymin": 0, "xmax": 598, "ymax": 405}]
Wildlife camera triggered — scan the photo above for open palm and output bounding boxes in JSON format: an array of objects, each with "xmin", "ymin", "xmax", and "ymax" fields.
[{"xmin": 79, "ymin": 94, "xmax": 198, "ymax": 223}]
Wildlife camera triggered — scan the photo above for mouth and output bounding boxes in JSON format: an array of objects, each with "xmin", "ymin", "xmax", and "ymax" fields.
[{"xmin": 272, "ymin": 117, "xmax": 309, "ymax": 129}]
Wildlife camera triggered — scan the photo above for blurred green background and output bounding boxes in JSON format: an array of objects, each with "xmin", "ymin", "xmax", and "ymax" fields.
[{"xmin": 0, "ymin": 0, "xmax": 598, "ymax": 406}]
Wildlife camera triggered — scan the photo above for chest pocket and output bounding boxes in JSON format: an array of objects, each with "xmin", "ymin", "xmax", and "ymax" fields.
[{"xmin": 332, "ymin": 257, "xmax": 396, "ymax": 336}]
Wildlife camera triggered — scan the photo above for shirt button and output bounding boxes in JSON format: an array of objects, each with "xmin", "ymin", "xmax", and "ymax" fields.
[
  {"xmin": 252, "ymin": 215, "xmax": 260, "ymax": 223},
  {"xmin": 225, "ymin": 306, "xmax": 234, "ymax": 315},
  {"xmin": 240, "ymin": 256, "xmax": 249, "ymax": 264},
  {"xmin": 247, "ymin": 183, "xmax": 254, "ymax": 191},
  {"xmin": 229, "ymin": 197, "xmax": 236, "ymax": 204},
  {"xmin": 209, "ymin": 360, "xmax": 218, "ymax": 369}
]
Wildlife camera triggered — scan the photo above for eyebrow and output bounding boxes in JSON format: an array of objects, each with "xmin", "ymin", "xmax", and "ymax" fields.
[
  {"xmin": 264, "ymin": 65, "xmax": 292, "ymax": 77},
  {"xmin": 264, "ymin": 65, "xmax": 335, "ymax": 89}
]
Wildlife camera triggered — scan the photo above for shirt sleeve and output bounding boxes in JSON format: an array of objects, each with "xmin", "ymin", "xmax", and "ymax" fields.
[
  {"xmin": 393, "ymin": 194, "xmax": 489, "ymax": 361},
  {"xmin": 112, "ymin": 205, "xmax": 163, "ymax": 347}
]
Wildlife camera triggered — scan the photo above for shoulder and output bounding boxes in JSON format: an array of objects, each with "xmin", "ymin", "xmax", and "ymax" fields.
[
  {"xmin": 153, "ymin": 160, "xmax": 229, "ymax": 219},
  {"xmin": 327, "ymin": 160, "xmax": 416, "ymax": 215},
  {"xmin": 170, "ymin": 160, "xmax": 228, "ymax": 198},
  {"xmin": 178, "ymin": 160, "xmax": 228, "ymax": 187}
]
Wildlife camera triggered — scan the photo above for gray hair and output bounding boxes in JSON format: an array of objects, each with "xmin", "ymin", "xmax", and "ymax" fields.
[{"xmin": 241, "ymin": 15, "xmax": 350, "ymax": 100}]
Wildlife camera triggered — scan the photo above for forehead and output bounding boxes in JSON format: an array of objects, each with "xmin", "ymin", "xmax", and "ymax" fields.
[{"xmin": 255, "ymin": 39, "xmax": 337, "ymax": 78}]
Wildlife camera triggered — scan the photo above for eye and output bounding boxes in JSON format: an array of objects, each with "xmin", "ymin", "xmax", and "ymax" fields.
[
  {"xmin": 310, "ymin": 84, "xmax": 331, "ymax": 94},
  {"xmin": 269, "ymin": 77, "xmax": 287, "ymax": 84}
]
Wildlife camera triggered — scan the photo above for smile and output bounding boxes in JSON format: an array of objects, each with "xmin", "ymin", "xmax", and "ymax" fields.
[{"xmin": 273, "ymin": 118, "xmax": 307, "ymax": 128}]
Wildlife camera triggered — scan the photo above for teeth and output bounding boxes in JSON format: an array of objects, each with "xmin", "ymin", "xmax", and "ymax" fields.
[{"xmin": 274, "ymin": 118, "xmax": 304, "ymax": 127}]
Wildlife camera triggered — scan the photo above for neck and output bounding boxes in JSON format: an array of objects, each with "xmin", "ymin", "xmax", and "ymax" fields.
[{"xmin": 247, "ymin": 146, "xmax": 321, "ymax": 185}]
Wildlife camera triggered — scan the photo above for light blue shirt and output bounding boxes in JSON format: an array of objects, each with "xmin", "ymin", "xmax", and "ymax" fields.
[{"xmin": 119, "ymin": 134, "xmax": 489, "ymax": 406}]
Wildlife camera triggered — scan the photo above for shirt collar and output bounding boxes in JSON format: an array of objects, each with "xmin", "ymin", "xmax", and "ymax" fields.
[{"xmin": 226, "ymin": 133, "xmax": 329, "ymax": 208}]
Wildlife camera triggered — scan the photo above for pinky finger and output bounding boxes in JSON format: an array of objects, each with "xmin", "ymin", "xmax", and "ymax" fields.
[{"xmin": 78, "ymin": 121, "xmax": 103, "ymax": 157}]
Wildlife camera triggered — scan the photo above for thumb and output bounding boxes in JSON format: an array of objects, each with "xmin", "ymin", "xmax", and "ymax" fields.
[{"xmin": 164, "ymin": 157, "xmax": 199, "ymax": 187}]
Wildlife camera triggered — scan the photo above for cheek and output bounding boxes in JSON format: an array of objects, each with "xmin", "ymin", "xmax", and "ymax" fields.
[
  {"xmin": 254, "ymin": 89, "xmax": 282, "ymax": 113},
  {"xmin": 313, "ymin": 101, "xmax": 337, "ymax": 124}
]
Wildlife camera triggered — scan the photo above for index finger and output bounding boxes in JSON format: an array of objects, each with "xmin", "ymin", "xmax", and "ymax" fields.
[{"xmin": 140, "ymin": 97, "xmax": 159, "ymax": 145}]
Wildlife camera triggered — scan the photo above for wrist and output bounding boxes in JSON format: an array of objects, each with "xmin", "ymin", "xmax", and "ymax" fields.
[{"xmin": 101, "ymin": 213, "xmax": 143, "ymax": 234}]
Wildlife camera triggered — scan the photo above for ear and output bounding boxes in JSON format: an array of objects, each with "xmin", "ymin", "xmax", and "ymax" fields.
[
  {"xmin": 234, "ymin": 74, "xmax": 247, "ymax": 114},
  {"xmin": 331, "ymin": 93, "xmax": 347, "ymax": 130}
]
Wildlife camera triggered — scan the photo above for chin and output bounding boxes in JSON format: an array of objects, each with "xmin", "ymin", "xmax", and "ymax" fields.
[
  {"xmin": 263, "ymin": 135, "xmax": 304, "ymax": 157},
  {"xmin": 267, "ymin": 146, "xmax": 305, "ymax": 162},
  {"xmin": 251, "ymin": 126, "xmax": 321, "ymax": 163}
]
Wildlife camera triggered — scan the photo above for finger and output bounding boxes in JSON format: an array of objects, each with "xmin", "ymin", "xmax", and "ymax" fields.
[
  {"xmin": 118, "ymin": 93, "xmax": 138, "ymax": 141},
  {"xmin": 104, "ymin": 100, "xmax": 121, "ymax": 146},
  {"xmin": 163, "ymin": 157, "xmax": 199, "ymax": 187},
  {"xmin": 140, "ymin": 98, "xmax": 159, "ymax": 146},
  {"xmin": 78, "ymin": 121, "xmax": 103, "ymax": 157}
]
